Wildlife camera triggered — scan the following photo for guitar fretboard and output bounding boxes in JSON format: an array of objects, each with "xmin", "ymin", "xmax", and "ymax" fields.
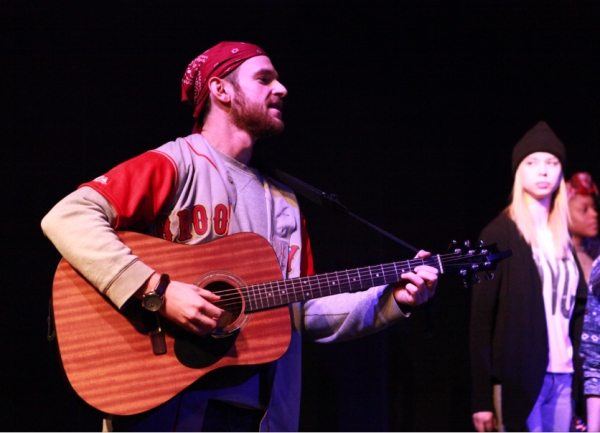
[{"xmin": 242, "ymin": 256, "xmax": 441, "ymax": 312}]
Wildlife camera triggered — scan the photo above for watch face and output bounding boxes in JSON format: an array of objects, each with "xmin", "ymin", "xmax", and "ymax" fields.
[{"xmin": 143, "ymin": 294, "xmax": 163, "ymax": 312}]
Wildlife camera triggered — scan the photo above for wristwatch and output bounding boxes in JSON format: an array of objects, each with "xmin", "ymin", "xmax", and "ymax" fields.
[{"xmin": 142, "ymin": 274, "xmax": 170, "ymax": 312}]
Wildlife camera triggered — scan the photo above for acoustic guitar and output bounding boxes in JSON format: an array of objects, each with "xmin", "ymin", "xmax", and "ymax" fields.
[{"xmin": 52, "ymin": 231, "xmax": 510, "ymax": 415}]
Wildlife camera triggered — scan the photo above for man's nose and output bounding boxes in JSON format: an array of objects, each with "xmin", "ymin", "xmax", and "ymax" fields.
[{"xmin": 273, "ymin": 80, "xmax": 287, "ymax": 98}]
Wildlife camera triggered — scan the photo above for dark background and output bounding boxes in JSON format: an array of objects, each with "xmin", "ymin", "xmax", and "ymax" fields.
[{"xmin": 3, "ymin": 1, "xmax": 600, "ymax": 431}]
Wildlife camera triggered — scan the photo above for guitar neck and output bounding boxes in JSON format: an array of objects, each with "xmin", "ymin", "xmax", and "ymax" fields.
[{"xmin": 243, "ymin": 256, "xmax": 441, "ymax": 312}]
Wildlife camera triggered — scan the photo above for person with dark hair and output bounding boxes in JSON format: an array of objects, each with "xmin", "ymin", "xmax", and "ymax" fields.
[
  {"xmin": 568, "ymin": 173, "xmax": 600, "ymax": 431},
  {"xmin": 41, "ymin": 41, "xmax": 438, "ymax": 431},
  {"xmin": 581, "ymin": 256, "xmax": 600, "ymax": 431},
  {"xmin": 470, "ymin": 121, "xmax": 588, "ymax": 432},
  {"xmin": 567, "ymin": 172, "xmax": 600, "ymax": 284}
]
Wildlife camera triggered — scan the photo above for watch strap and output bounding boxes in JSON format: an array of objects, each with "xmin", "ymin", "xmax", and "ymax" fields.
[{"xmin": 153, "ymin": 273, "xmax": 170, "ymax": 297}]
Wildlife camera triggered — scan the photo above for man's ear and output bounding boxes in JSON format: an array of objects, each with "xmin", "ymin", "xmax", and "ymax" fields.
[{"xmin": 207, "ymin": 77, "xmax": 231, "ymax": 104}]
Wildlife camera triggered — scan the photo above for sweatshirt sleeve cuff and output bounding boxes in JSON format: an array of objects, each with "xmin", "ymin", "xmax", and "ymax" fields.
[
  {"xmin": 104, "ymin": 260, "xmax": 155, "ymax": 309},
  {"xmin": 379, "ymin": 285, "xmax": 411, "ymax": 320}
]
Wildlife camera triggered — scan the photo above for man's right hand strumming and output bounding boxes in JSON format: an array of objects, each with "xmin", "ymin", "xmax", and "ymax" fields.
[{"xmin": 137, "ymin": 273, "xmax": 224, "ymax": 336}]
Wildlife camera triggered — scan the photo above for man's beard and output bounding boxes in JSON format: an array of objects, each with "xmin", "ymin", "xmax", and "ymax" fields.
[{"xmin": 230, "ymin": 88, "xmax": 284, "ymax": 139}]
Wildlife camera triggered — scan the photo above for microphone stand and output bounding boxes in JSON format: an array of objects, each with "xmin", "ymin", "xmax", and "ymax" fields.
[{"xmin": 274, "ymin": 169, "xmax": 419, "ymax": 253}]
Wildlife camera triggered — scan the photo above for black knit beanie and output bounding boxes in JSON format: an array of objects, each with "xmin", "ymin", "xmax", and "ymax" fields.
[{"xmin": 511, "ymin": 121, "xmax": 567, "ymax": 175}]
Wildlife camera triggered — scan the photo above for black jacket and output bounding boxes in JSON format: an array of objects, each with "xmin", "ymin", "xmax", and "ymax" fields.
[{"xmin": 470, "ymin": 212, "xmax": 588, "ymax": 430}]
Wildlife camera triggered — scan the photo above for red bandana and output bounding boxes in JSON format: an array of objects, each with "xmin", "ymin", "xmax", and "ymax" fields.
[
  {"xmin": 567, "ymin": 172, "xmax": 599, "ymax": 199},
  {"xmin": 181, "ymin": 41, "xmax": 267, "ymax": 120}
]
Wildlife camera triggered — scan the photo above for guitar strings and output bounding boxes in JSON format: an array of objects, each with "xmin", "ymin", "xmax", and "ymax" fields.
[
  {"xmin": 200, "ymin": 252, "xmax": 491, "ymax": 311},
  {"xmin": 208, "ymin": 252, "xmax": 486, "ymax": 307}
]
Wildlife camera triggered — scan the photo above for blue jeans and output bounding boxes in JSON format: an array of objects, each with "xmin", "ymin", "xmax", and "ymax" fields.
[{"xmin": 526, "ymin": 372, "xmax": 573, "ymax": 432}]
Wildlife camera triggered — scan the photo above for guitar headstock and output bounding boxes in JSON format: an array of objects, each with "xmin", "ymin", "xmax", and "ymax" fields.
[{"xmin": 441, "ymin": 240, "xmax": 512, "ymax": 286}]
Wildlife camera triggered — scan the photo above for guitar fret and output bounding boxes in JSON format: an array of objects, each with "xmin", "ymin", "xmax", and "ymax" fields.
[
  {"xmin": 246, "ymin": 283, "xmax": 256, "ymax": 312},
  {"xmin": 285, "ymin": 279, "xmax": 296, "ymax": 304},
  {"xmin": 336, "ymin": 272, "xmax": 345, "ymax": 293},
  {"xmin": 261, "ymin": 283, "xmax": 267, "ymax": 310},
  {"xmin": 325, "ymin": 273, "xmax": 334, "ymax": 295},
  {"xmin": 268, "ymin": 282, "xmax": 276, "ymax": 305},
  {"xmin": 338, "ymin": 270, "xmax": 351, "ymax": 293},
  {"xmin": 392, "ymin": 262, "xmax": 400, "ymax": 282},
  {"xmin": 282, "ymin": 280, "xmax": 292, "ymax": 304},
  {"xmin": 245, "ymin": 284, "xmax": 254, "ymax": 311},
  {"xmin": 256, "ymin": 282, "xmax": 270, "ymax": 310},
  {"xmin": 278, "ymin": 280, "xmax": 286, "ymax": 304},
  {"xmin": 261, "ymin": 282, "xmax": 269, "ymax": 309},
  {"xmin": 315, "ymin": 275, "xmax": 324, "ymax": 298},
  {"xmin": 399, "ymin": 259, "xmax": 409, "ymax": 274},
  {"xmin": 252, "ymin": 282, "xmax": 261, "ymax": 311},
  {"xmin": 380, "ymin": 264, "xmax": 392, "ymax": 285},
  {"xmin": 302, "ymin": 277, "xmax": 313, "ymax": 301},
  {"xmin": 323, "ymin": 272, "xmax": 341, "ymax": 296},
  {"xmin": 371, "ymin": 264, "xmax": 386, "ymax": 286},
  {"xmin": 299, "ymin": 279, "xmax": 309, "ymax": 302},
  {"xmin": 347, "ymin": 268, "xmax": 361, "ymax": 292},
  {"xmin": 274, "ymin": 280, "xmax": 284, "ymax": 306},
  {"xmin": 361, "ymin": 267, "xmax": 372, "ymax": 287},
  {"xmin": 289, "ymin": 279, "xmax": 302, "ymax": 304}
]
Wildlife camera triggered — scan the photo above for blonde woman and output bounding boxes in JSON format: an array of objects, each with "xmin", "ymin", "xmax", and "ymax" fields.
[{"xmin": 470, "ymin": 122, "xmax": 588, "ymax": 432}]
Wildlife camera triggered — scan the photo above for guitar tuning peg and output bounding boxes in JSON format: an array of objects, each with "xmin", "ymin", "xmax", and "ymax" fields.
[
  {"xmin": 454, "ymin": 248, "xmax": 462, "ymax": 254},
  {"xmin": 478, "ymin": 240, "xmax": 484, "ymax": 247},
  {"xmin": 472, "ymin": 275, "xmax": 481, "ymax": 284},
  {"xmin": 460, "ymin": 269, "xmax": 468, "ymax": 276},
  {"xmin": 464, "ymin": 240, "xmax": 471, "ymax": 248},
  {"xmin": 486, "ymin": 272, "xmax": 495, "ymax": 280},
  {"xmin": 462, "ymin": 279, "xmax": 468, "ymax": 288},
  {"xmin": 447, "ymin": 240, "xmax": 458, "ymax": 252}
]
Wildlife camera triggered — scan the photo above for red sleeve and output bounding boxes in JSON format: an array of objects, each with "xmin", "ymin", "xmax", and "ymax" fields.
[
  {"xmin": 300, "ymin": 213, "xmax": 316, "ymax": 277},
  {"xmin": 79, "ymin": 150, "xmax": 177, "ymax": 230}
]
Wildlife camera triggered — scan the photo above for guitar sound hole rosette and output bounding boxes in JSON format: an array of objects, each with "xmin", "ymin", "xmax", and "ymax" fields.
[{"xmin": 194, "ymin": 271, "xmax": 251, "ymax": 337}]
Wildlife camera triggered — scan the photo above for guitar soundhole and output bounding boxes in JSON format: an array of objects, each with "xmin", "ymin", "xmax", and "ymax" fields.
[{"xmin": 194, "ymin": 271, "xmax": 251, "ymax": 336}]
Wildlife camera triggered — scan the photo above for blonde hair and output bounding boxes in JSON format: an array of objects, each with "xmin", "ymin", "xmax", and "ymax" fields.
[{"xmin": 507, "ymin": 164, "xmax": 571, "ymax": 259}]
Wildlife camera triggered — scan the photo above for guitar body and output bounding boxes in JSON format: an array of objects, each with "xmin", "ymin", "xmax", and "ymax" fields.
[{"xmin": 52, "ymin": 231, "xmax": 291, "ymax": 416}]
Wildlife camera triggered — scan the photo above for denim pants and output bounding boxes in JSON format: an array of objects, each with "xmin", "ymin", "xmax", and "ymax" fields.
[{"xmin": 526, "ymin": 372, "xmax": 573, "ymax": 432}]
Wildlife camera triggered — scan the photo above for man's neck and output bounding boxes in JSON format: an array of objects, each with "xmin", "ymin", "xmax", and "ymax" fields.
[{"xmin": 200, "ymin": 119, "xmax": 256, "ymax": 165}]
